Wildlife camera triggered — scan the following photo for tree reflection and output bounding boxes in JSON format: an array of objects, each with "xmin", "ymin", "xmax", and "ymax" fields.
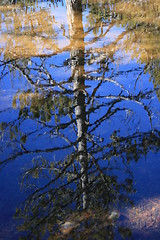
[{"xmin": 0, "ymin": 0, "xmax": 160, "ymax": 239}]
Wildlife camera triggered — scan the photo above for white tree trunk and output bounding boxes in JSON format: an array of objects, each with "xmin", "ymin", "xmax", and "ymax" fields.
[{"xmin": 66, "ymin": 0, "xmax": 88, "ymax": 210}]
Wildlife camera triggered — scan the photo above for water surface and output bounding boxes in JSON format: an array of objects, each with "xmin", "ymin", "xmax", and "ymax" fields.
[{"xmin": 0, "ymin": 0, "xmax": 160, "ymax": 239}]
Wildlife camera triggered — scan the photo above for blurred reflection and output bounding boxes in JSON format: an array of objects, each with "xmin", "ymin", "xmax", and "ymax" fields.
[
  {"xmin": 0, "ymin": 0, "xmax": 68, "ymax": 58},
  {"xmin": 0, "ymin": 0, "xmax": 160, "ymax": 239}
]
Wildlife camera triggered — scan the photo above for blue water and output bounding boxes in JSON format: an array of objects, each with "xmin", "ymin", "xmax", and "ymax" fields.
[{"xmin": 0, "ymin": 0, "xmax": 160, "ymax": 239}]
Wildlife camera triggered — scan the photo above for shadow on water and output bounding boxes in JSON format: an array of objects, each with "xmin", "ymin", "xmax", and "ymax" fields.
[{"xmin": 0, "ymin": 0, "xmax": 160, "ymax": 239}]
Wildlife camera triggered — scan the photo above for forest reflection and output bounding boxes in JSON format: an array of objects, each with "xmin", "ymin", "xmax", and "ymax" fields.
[{"xmin": 0, "ymin": 0, "xmax": 160, "ymax": 239}]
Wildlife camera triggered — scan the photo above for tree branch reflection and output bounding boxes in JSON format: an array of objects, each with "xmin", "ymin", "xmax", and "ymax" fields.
[{"xmin": 0, "ymin": 0, "xmax": 160, "ymax": 239}]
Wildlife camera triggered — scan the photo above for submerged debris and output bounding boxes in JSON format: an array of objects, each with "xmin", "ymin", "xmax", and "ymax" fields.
[{"xmin": 122, "ymin": 196, "xmax": 160, "ymax": 231}]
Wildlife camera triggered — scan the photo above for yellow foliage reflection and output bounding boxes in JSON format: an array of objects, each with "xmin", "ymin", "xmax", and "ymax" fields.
[
  {"xmin": 0, "ymin": 0, "xmax": 160, "ymax": 62},
  {"xmin": 0, "ymin": 2, "xmax": 69, "ymax": 59},
  {"xmin": 115, "ymin": 0, "xmax": 160, "ymax": 62}
]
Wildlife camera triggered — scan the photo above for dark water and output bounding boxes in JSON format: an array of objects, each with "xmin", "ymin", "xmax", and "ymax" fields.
[{"xmin": 0, "ymin": 0, "xmax": 160, "ymax": 239}]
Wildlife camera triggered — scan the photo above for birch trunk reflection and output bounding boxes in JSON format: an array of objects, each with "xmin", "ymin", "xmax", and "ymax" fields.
[{"xmin": 66, "ymin": 0, "xmax": 88, "ymax": 210}]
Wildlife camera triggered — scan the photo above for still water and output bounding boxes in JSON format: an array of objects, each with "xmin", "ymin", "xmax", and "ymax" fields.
[{"xmin": 0, "ymin": 0, "xmax": 160, "ymax": 239}]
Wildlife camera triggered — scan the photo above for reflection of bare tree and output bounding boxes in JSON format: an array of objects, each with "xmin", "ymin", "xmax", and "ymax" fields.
[
  {"xmin": 0, "ymin": 0, "xmax": 160, "ymax": 239},
  {"xmin": 66, "ymin": 0, "xmax": 88, "ymax": 210}
]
